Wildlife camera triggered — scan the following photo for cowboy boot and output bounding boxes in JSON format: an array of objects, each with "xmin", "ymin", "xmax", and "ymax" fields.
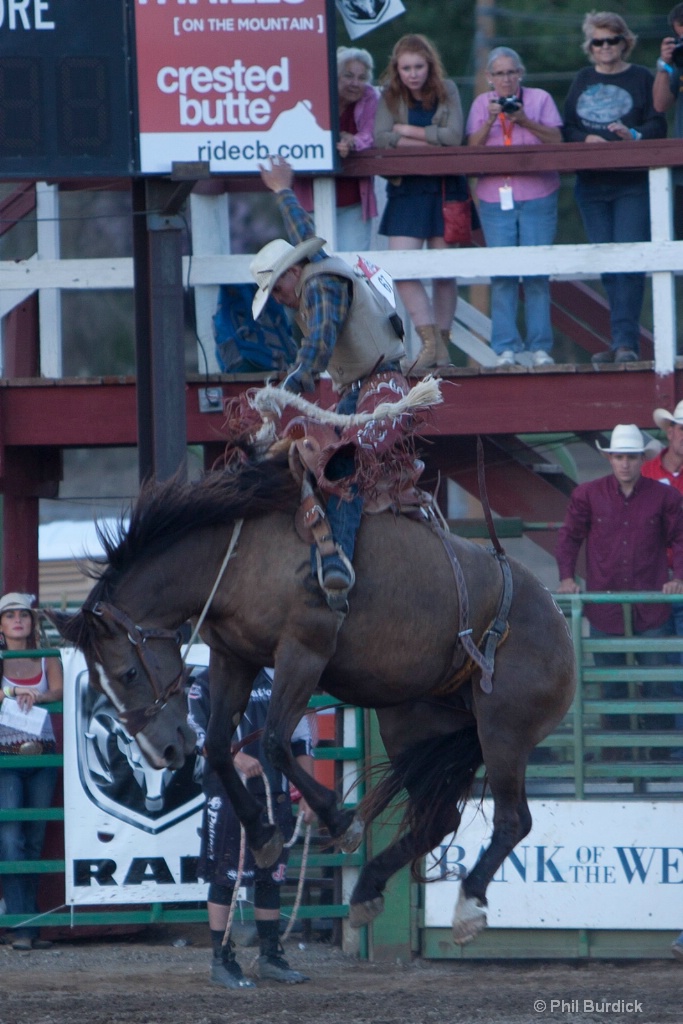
[
  {"xmin": 436, "ymin": 328, "xmax": 454, "ymax": 367},
  {"xmin": 406, "ymin": 324, "xmax": 440, "ymax": 374}
]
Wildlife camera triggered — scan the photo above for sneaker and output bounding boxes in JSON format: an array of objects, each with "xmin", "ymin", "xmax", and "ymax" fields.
[
  {"xmin": 258, "ymin": 951, "xmax": 310, "ymax": 984},
  {"xmin": 11, "ymin": 937, "xmax": 32, "ymax": 951},
  {"xmin": 614, "ymin": 347, "xmax": 638, "ymax": 364},
  {"xmin": 591, "ymin": 348, "xmax": 638, "ymax": 365},
  {"xmin": 211, "ymin": 944, "xmax": 256, "ymax": 989},
  {"xmin": 495, "ymin": 350, "xmax": 515, "ymax": 367},
  {"xmin": 531, "ymin": 350, "xmax": 555, "ymax": 367},
  {"xmin": 672, "ymin": 940, "xmax": 683, "ymax": 961},
  {"xmin": 31, "ymin": 939, "xmax": 53, "ymax": 950}
]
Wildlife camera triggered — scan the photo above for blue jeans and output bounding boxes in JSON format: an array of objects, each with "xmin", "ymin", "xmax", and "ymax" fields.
[
  {"xmin": 0, "ymin": 765, "xmax": 57, "ymax": 938},
  {"xmin": 575, "ymin": 179, "xmax": 650, "ymax": 355},
  {"xmin": 477, "ymin": 192, "xmax": 558, "ymax": 355},
  {"xmin": 336, "ymin": 204, "xmax": 372, "ymax": 252},
  {"xmin": 321, "ymin": 386, "xmax": 363, "ymax": 564}
]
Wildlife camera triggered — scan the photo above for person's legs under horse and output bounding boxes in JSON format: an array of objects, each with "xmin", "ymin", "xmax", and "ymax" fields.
[{"xmin": 254, "ymin": 870, "xmax": 309, "ymax": 984}]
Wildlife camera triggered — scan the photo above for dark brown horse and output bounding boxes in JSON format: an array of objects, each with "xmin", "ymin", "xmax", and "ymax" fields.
[{"xmin": 48, "ymin": 455, "xmax": 575, "ymax": 944}]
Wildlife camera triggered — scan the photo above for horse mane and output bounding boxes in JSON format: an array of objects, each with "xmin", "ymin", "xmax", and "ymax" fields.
[{"xmin": 87, "ymin": 451, "xmax": 300, "ymax": 603}]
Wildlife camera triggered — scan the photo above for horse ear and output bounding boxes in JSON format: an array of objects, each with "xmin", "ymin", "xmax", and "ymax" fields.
[{"xmin": 44, "ymin": 608, "xmax": 85, "ymax": 646}]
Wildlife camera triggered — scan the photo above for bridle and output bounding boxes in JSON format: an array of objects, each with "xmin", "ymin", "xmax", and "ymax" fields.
[
  {"xmin": 85, "ymin": 519, "xmax": 244, "ymax": 737},
  {"xmin": 88, "ymin": 600, "xmax": 185, "ymax": 737}
]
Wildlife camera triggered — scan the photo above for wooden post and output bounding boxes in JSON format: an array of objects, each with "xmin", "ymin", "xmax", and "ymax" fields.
[{"xmin": 132, "ymin": 179, "xmax": 189, "ymax": 484}]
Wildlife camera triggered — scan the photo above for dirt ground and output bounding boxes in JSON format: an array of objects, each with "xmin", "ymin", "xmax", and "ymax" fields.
[{"xmin": 1, "ymin": 924, "xmax": 681, "ymax": 1024}]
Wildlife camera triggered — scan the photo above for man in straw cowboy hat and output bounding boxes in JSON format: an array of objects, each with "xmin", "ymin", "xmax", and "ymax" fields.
[
  {"xmin": 556, "ymin": 425, "xmax": 683, "ymax": 749},
  {"xmin": 248, "ymin": 155, "xmax": 407, "ymax": 594}
]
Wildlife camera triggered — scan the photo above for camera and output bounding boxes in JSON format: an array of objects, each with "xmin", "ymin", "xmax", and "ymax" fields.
[
  {"xmin": 673, "ymin": 37, "xmax": 683, "ymax": 68},
  {"xmin": 499, "ymin": 96, "xmax": 522, "ymax": 115}
]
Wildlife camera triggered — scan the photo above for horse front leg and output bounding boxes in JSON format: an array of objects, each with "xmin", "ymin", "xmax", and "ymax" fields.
[
  {"xmin": 206, "ymin": 652, "xmax": 283, "ymax": 868},
  {"xmin": 265, "ymin": 645, "xmax": 359, "ymax": 850},
  {"xmin": 452, "ymin": 749, "xmax": 532, "ymax": 946}
]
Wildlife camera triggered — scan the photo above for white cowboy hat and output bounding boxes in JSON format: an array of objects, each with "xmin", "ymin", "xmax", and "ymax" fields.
[
  {"xmin": 653, "ymin": 400, "xmax": 683, "ymax": 430},
  {"xmin": 595, "ymin": 424, "xmax": 651, "ymax": 455},
  {"xmin": 249, "ymin": 236, "xmax": 325, "ymax": 320}
]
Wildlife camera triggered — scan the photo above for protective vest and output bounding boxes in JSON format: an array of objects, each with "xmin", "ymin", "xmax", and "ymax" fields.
[{"xmin": 295, "ymin": 256, "xmax": 405, "ymax": 387}]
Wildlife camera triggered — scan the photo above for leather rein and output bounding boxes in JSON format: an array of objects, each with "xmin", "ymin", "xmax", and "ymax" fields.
[{"xmin": 88, "ymin": 600, "xmax": 185, "ymax": 737}]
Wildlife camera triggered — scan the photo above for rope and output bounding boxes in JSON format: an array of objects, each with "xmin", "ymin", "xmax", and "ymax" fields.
[
  {"xmin": 182, "ymin": 518, "xmax": 243, "ymax": 666},
  {"xmin": 282, "ymin": 822, "xmax": 312, "ymax": 943},
  {"xmin": 260, "ymin": 770, "xmax": 311, "ymax": 941},
  {"xmin": 222, "ymin": 823, "xmax": 247, "ymax": 948},
  {"xmin": 250, "ymin": 376, "xmax": 443, "ymax": 428}
]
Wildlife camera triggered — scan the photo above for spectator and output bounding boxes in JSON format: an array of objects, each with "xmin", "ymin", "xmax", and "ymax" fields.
[
  {"xmin": 0, "ymin": 592, "xmax": 63, "ymax": 951},
  {"xmin": 556, "ymin": 425, "xmax": 683, "ymax": 743},
  {"xmin": 295, "ymin": 47, "xmax": 379, "ymax": 251},
  {"xmin": 466, "ymin": 46, "xmax": 562, "ymax": 368},
  {"xmin": 374, "ymin": 33, "xmax": 466, "ymax": 372},
  {"xmin": 653, "ymin": 4, "xmax": 683, "ymax": 239},
  {"xmin": 187, "ymin": 668, "xmax": 315, "ymax": 988},
  {"xmin": 249, "ymin": 154, "xmax": 406, "ymax": 594},
  {"xmin": 563, "ymin": 12, "xmax": 666, "ymax": 366},
  {"xmin": 642, "ymin": 400, "xmax": 683, "ymax": 754}
]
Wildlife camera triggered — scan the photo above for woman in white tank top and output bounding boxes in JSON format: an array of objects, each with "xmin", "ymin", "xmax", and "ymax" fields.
[{"xmin": 0, "ymin": 592, "xmax": 63, "ymax": 950}]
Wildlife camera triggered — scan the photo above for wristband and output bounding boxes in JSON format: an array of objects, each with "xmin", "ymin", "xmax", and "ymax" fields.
[
  {"xmin": 629, "ymin": 128, "xmax": 642, "ymax": 141},
  {"xmin": 657, "ymin": 58, "xmax": 674, "ymax": 74},
  {"xmin": 2, "ymin": 683, "xmax": 15, "ymax": 698}
]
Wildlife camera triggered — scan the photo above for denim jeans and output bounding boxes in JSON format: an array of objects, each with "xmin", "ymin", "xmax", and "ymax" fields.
[
  {"xmin": 477, "ymin": 192, "xmax": 558, "ymax": 355},
  {"xmin": 0, "ymin": 765, "xmax": 57, "ymax": 938},
  {"xmin": 575, "ymin": 179, "xmax": 650, "ymax": 355},
  {"xmin": 336, "ymin": 204, "xmax": 372, "ymax": 252},
  {"xmin": 321, "ymin": 386, "xmax": 363, "ymax": 563}
]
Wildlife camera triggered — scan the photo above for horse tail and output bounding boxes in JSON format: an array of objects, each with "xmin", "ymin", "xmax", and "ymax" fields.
[{"xmin": 357, "ymin": 726, "xmax": 484, "ymax": 866}]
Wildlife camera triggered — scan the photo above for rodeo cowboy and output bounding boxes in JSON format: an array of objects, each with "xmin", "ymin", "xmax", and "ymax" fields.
[{"xmin": 249, "ymin": 156, "xmax": 412, "ymax": 598}]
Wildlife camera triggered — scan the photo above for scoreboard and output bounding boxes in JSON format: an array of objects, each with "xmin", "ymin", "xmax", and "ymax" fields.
[
  {"xmin": 0, "ymin": 1, "xmax": 134, "ymax": 178},
  {"xmin": 0, "ymin": 0, "xmax": 337, "ymax": 179}
]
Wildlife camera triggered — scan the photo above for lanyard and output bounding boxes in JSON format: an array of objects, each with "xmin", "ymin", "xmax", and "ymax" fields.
[{"xmin": 498, "ymin": 114, "xmax": 514, "ymax": 145}]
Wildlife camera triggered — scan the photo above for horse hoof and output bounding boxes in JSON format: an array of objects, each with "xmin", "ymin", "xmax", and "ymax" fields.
[
  {"xmin": 339, "ymin": 815, "xmax": 364, "ymax": 854},
  {"xmin": 451, "ymin": 890, "xmax": 487, "ymax": 946},
  {"xmin": 252, "ymin": 828, "xmax": 284, "ymax": 868},
  {"xmin": 348, "ymin": 897, "xmax": 384, "ymax": 928}
]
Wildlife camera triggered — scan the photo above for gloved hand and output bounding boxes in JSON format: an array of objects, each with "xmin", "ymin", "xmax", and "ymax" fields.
[{"xmin": 281, "ymin": 365, "xmax": 314, "ymax": 394}]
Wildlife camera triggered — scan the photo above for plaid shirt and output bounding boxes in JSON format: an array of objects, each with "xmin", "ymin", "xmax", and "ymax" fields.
[{"xmin": 275, "ymin": 189, "xmax": 351, "ymax": 377}]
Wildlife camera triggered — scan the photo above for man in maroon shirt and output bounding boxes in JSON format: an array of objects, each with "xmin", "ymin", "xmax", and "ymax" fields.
[{"xmin": 556, "ymin": 424, "xmax": 683, "ymax": 746}]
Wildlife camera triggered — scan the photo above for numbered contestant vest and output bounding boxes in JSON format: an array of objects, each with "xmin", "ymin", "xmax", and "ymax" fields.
[{"xmin": 295, "ymin": 256, "xmax": 405, "ymax": 388}]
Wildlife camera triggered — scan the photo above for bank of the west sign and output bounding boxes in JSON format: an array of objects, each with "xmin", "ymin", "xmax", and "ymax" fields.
[{"xmin": 424, "ymin": 801, "xmax": 683, "ymax": 930}]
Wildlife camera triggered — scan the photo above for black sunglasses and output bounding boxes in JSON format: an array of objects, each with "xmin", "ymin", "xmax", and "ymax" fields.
[{"xmin": 590, "ymin": 35, "xmax": 624, "ymax": 48}]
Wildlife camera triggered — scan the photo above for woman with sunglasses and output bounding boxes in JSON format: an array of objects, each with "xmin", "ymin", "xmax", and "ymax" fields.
[{"xmin": 563, "ymin": 12, "xmax": 666, "ymax": 365}]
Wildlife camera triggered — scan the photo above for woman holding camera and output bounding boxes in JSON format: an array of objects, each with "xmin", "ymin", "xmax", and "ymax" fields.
[
  {"xmin": 466, "ymin": 47, "xmax": 562, "ymax": 367},
  {"xmin": 563, "ymin": 12, "xmax": 666, "ymax": 365}
]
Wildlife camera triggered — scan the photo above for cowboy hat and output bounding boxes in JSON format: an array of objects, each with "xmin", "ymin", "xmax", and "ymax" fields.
[
  {"xmin": 249, "ymin": 236, "xmax": 326, "ymax": 320},
  {"xmin": 0, "ymin": 592, "xmax": 40, "ymax": 627},
  {"xmin": 653, "ymin": 400, "xmax": 683, "ymax": 430},
  {"xmin": 595, "ymin": 424, "xmax": 650, "ymax": 454}
]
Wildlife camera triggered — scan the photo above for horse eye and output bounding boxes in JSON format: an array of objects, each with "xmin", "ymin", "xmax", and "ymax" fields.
[{"xmin": 123, "ymin": 667, "xmax": 138, "ymax": 683}]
